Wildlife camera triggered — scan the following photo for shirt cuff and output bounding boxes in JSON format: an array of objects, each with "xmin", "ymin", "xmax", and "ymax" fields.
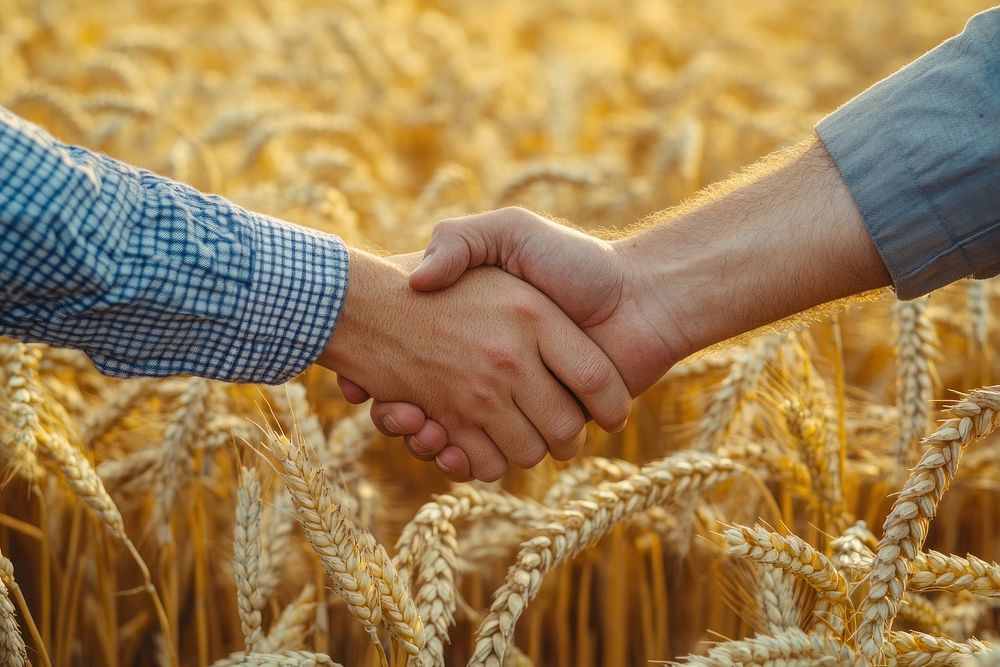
[
  {"xmin": 236, "ymin": 212, "xmax": 350, "ymax": 384},
  {"xmin": 814, "ymin": 8, "xmax": 1000, "ymax": 300}
]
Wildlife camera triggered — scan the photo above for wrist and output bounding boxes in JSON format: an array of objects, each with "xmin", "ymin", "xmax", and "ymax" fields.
[
  {"xmin": 613, "ymin": 139, "xmax": 891, "ymax": 360},
  {"xmin": 317, "ymin": 249, "xmax": 409, "ymax": 380}
]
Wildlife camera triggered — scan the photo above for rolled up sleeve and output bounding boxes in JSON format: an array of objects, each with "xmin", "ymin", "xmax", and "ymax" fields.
[
  {"xmin": 815, "ymin": 7, "xmax": 1000, "ymax": 299},
  {"xmin": 0, "ymin": 107, "xmax": 349, "ymax": 384}
]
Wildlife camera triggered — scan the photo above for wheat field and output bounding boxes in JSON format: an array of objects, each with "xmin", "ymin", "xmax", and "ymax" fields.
[{"xmin": 1, "ymin": 0, "xmax": 999, "ymax": 665}]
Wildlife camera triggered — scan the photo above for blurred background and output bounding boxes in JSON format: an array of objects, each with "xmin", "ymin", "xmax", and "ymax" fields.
[{"xmin": 1, "ymin": 1, "xmax": 998, "ymax": 665}]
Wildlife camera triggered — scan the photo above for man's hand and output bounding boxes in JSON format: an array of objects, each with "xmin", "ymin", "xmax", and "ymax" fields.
[
  {"xmin": 337, "ymin": 209, "xmax": 684, "ymax": 471},
  {"xmin": 318, "ymin": 249, "xmax": 631, "ymax": 482},
  {"xmin": 342, "ymin": 140, "xmax": 893, "ymax": 472}
]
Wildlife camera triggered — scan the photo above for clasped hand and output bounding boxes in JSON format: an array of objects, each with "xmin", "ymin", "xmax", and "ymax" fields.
[{"xmin": 323, "ymin": 207, "xmax": 683, "ymax": 482}]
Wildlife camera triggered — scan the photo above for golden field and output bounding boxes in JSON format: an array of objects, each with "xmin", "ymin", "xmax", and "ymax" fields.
[{"xmin": 1, "ymin": 0, "xmax": 999, "ymax": 665}]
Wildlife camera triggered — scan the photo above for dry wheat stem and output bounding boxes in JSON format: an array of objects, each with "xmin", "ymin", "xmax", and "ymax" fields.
[
  {"xmin": 468, "ymin": 451, "xmax": 741, "ymax": 667},
  {"xmin": 857, "ymin": 387, "xmax": 1000, "ymax": 663}
]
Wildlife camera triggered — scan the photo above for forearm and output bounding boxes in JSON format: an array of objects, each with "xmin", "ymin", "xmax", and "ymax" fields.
[
  {"xmin": 616, "ymin": 139, "xmax": 890, "ymax": 359},
  {"xmin": 0, "ymin": 108, "xmax": 348, "ymax": 383}
]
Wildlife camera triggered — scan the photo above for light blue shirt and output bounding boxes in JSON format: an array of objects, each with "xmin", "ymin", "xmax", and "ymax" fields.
[
  {"xmin": 816, "ymin": 7, "xmax": 1000, "ymax": 299},
  {"xmin": 0, "ymin": 107, "xmax": 349, "ymax": 384}
]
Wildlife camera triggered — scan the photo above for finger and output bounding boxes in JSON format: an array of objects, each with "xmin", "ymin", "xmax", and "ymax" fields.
[
  {"xmin": 370, "ymin": 401, "xmax": 426, "ymax": 436},
  {"xmin": 447, "ymin": 429, "xmax": 508, "ymax": 482},
  {"xmin": 404, "ymin": 437, "xmax": 436, "ymax": 461},
  {"xmin": 337, "ymin": 376, "xmax": 371, "ymax": 404},
  {"xmin": 435, "ymin": 446, "xmax": 472, "ymax": 482},
  {"xmin": 537, "ymin": 318, "xmax": 632, "ymax": 433},
  {"xmin": 403, "ymin": 420, "xmax": 448, "ymax": 459},
  {"xmin": 485, "ymin": 405, "xmax": 549, "ymax": 471},
  {"xmin": 410, "ymin": 208, "xmax": 532, "ymax": 292},
  {"xmin": 512, "ymin": 366, "xmax": 588, "ymax": 461}
]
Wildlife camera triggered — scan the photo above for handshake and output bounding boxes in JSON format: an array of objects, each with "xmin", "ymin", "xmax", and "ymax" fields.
[
  {"xmin": 319, "ymin": 207, "xmax": 681, "ymax": 482},
  {"xmin": 316, "ymin": 141, "xmax": 890, "ymax": 482}
]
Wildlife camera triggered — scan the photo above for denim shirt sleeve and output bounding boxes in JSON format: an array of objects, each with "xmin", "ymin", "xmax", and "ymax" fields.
[
  {"xmin": 0, "ymin": 108, "xmax": 349, "ymax": 384},
  {"xmin": 815, "ymin": 7, "xmax": 1000, "ymax": 299}
]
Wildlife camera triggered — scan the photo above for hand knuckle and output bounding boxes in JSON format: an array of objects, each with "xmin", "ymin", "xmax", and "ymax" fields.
[
  {"xmin": 512, "ymin": 445, "xmax": 547, "ymax": 469},
  {"xmin": 549, "ymin": 411, "xmax": 585, "ymax": 447},
  {"xmin": 479, "ymin": 460, "xmax": 507, "ymax": 482},
  {"xmin": 575, "ymin": 357, "xmax": 613, "ymax": 394},
  {"xmin": 470, "ymin": 384, "xmax": 500, "ymax": 408},
  {"xmin": 486, "ymin": 345, "xmax": 523, "ymax": 374}
]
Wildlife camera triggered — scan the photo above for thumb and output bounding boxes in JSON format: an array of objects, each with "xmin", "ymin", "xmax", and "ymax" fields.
[
  {"xmin": 409, "ymin": 228, "xmax": 474, "ymax": 291},
  {"xmin": 409, "ymin": 211, "xmax": 513, "ymax": 291},
  {"xmin": 337, "ymin": 375, "xmax": 371, "ymax": 404}
]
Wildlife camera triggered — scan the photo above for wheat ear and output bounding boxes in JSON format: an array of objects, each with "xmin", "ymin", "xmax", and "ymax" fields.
[
  {"xmin": 893, "ymin": 298, "xmax": 937, "ymax": 472},
  {"xmin": 264, "ymin": 432, "xmax": 384, "ymax": 653},
  {"xmin": 857, "ymin": 387, "xmax": 1000, "ymax": 663},
  {"xmin": 210, "ymin": 650, "xmax": 340, "ymax": 667},
  {"xmin": 678, "ymin": 627, "xmax": 861, "ymax": 666},
  {"xmin": 909, "ymin": 551, "xmax": 1000, "ymax": 597},
  {"xmin": 258, "ymin": 584, "xmax": 317, "ymax": 653},
  {"xmin": 0, "ymin": 548, "xmax": 27, "ymax": 667},
  {"xmin": 235, "ymin": 467, "xmax": 264, "ymax": 653},
  {"xmin": 393, "ymin": 487, "xmax": 544, "ymax": 667},
  {"xmin": 757, "ymin": 564, "xmax": 798, "ymax": 634},
  {"xmin": 890, "ymin": 631, "xmax": 991, "ymax": 666},
  {"xmin": 468, "ymin": 451, "xmax": 740, "ymax": 667},
  {"xmin": 0, "ymin": 343, "xmax": 42, "ymax": 482},
  {"xmin": 724, "ymin": 524, "xmax": 849, "ymax": 636}
]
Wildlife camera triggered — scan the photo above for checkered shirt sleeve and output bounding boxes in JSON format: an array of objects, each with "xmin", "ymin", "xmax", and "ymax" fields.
[{"xmin": 0, "ymin": 107, "xmax": 350, "ymax": 384}]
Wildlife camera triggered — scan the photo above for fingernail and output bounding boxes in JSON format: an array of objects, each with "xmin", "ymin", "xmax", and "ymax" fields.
[
  {"xmin": 435, "ymin": 456, "xmax": 452, "ymax": 474},
  {"xmin": 409, "ymin": 435, "xmax": 432, "ymax": 454},
  {"xmin": 383, "ymin": 415, "xmax": 402, "ymax": 434},
  {"xmin": 414, "ymin": 252, "xmax": 434, "ymax": 274},
  {"xmin": 613, "ymin": 416, "xmax": 629, "ymax": 433}
]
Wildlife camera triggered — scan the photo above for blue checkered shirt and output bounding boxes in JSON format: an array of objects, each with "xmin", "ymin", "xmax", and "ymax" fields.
[{"xmin": 0, "ymin": 108, "xmax": 349, "ymax": 384}]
